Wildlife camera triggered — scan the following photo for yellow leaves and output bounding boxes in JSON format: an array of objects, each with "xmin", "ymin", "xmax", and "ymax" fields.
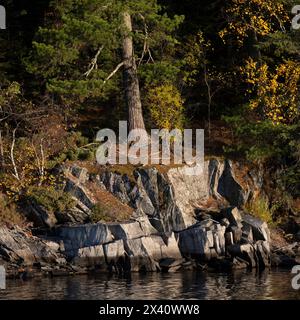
[
  {"xmin": 146, "ymin": 84, "xmax": 185, "ymax": 130},
  {"xmin": 241, "ymin": 58, "xmax": 300, "ymax": 124},
  {"xmin": 0, "ymin": 138, "xmax": 56, "ymax": 200},
  {"xmin": 183, "ymin": 32, "xmax": 219, "ymax": 87},
  {"xmin": 220, "ymin": 0, "xmax": 289, "ymax": 45}
]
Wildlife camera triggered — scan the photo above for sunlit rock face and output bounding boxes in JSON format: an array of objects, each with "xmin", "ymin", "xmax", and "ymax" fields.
[
  {"xmin": 52, "ymin": 206, "xmax": 271, "ymax": 272},
  {"xmin": 49, "ymin": 161, "xmax": 268, "ymax": 272},
  {"xmin": 0, "ymin": 160, "xmax": 270, "ymax": 275},
  {"xmin": 97, "ymin": 159, "xmax": 262, "ymax": 232}
]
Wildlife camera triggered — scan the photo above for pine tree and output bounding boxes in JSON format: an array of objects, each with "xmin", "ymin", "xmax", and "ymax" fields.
[{"xmin": 25, "ymin": 0, "xmax": 183, "ymax": 130}]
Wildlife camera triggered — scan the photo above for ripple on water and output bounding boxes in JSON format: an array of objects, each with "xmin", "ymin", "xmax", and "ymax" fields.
[{"xmin": 0, "ymin": 269, "xmax": 299, "ymax": 300}]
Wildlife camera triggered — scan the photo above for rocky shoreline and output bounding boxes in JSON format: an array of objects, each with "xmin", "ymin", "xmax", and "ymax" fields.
[{"xmin": 0, "ymin": 161, "xmax": 299, "ymax": 279}]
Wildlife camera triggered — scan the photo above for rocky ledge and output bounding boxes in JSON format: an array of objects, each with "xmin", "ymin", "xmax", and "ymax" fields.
[
  {"xmin": 0, "ymin": 205, "xmax": 271, "ymax": 277},
  {"xmin": 0, "ymin": 161, "xmax": 298, "ymax": 278}
]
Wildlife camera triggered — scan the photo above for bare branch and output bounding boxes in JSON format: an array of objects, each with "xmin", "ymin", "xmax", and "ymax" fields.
[
  {"xmin": 138, "ymin": 13, "xmax": 154, "ymax": 66},
  {"xmin": 40, "ymin": 140, "xmax": 45, "ymax": 179},
  {"xmin": 103, "ymin": 61, "xmax": 125, "ymax": 84},
  {"xmin": 84, "ymin": 45, "xmax": 104, "ymax": 77},
  {"xmin": 146, "ymin": 49, "xmax": 155, "ymax": 64},
  {"xmin": 0, "ymin": 130, "xmax": 4, "ymax": 167},
  {"xmin": 0, "ymin": 115, "xmax": 10, "ymax": 122},
  {"xmin": 10, "ymin": 127, "xmax": 20, "ymax": 181},
  {"xmin": 32, "ymin": 138, "xmax": 45, "ymax": 185}
]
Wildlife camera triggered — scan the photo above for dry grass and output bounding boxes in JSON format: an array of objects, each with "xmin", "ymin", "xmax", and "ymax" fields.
[
  {"xmin": 64, "ymin": 164, "xmax": 134, "ymax": 222},
  {"xmin": 244, "ymin": 194, "xmax": 275, "ymax": 225},
  {"xmin": 86, "ymin": 181, "xmax": 133, "ymax": 223}
]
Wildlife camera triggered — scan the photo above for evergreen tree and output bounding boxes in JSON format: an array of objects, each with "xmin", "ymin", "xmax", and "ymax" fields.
[{"xmin": 25, "ymin": 0, "xmax": 183, "ymax": 130}]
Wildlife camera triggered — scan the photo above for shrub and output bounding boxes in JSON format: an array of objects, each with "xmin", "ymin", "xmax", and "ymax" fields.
[
  {"xmin": 27, "ymin": 186, "xmax": 76, "ymax": 214},
  {"xmin": 224, "ymin": 115, "xmax": 300, "ymax": 200},
  {"xmin": 244, "ymin": 195, "xmax": 275, "ymax": 225},
  {"xmin": 78, "ymin": 149, "xmax": 95, "ymax": 161},
  {"xmin": 223, "ymin": 115, "xmax": 299, "ymax": 164},
  {"xmin": 0, "ymin": 193, "xmax": 26, "ymax": 226},
  {"xmin": 240, "ymin": 58, "xmax": 300, "ymax": 125},
  {"xmin": 146, "ymin": 84, "xmax": 185, "ymax": 130},
  {"xmin": 50, "ymin": 131, "xmax": 90, "ymax": 164},
  {"xmin": 90, "ymin": 203, "xmax": 113, "ymax": 223}
]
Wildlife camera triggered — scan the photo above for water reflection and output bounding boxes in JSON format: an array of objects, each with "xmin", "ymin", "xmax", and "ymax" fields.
[{"xmin": 0, "ymin": 269, "xmax": 299, "ymax": 300}]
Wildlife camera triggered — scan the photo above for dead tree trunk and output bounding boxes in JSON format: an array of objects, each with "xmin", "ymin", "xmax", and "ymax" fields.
[{"xmin": 122, "ymin": 11, "xmax": 146, "ymax": 131}]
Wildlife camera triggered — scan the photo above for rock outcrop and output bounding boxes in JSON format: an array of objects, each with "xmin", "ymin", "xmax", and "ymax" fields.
[
  {"xmin": 271, "ymin": 243, "xmax": 300, "ymax": 268},
  {"xmin": 98, "ymin": 159, "xmax": 262, "ymax": 232},
  {"xmin": 0, "ymin": 226, "xmax": 68, "ymax": 277},
  {"xmin": 0, "ymin": 161, "xmax": 273, "ymax": 276},
  {"xmin": 49, "ymin": 206, "xmax": 271, "ymax": 273}
]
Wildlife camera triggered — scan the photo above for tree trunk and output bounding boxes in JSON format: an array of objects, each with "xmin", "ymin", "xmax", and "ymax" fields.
[
  {"xmin": 247, "ymin": 30, "xmax": 262, "ymax": 63},
  {"xmin": 122, "ymin": 11, "xmax": 146, "ymax": 131}
]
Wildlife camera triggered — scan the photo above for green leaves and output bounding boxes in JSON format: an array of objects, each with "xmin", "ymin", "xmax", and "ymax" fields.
[
  {"xmin": 25, "ymin": 0, "xmax": 183, "ymax": 108},
  {"xmin": 224, "ymin": 114, "xmax": 300, "ymax": 165}
]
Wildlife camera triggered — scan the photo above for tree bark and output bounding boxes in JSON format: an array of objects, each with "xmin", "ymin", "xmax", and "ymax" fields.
[
  {"xmin": 122, "ymin": 11, "xmax": 146, "ymax": 131},
  {"xmin": 247, "ymin": 30, "xmax": 262, "ymax": 63}
]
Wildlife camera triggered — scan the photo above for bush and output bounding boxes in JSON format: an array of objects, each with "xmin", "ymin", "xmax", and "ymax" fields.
[
  {"xmin": 146, "ymin": 84, "xmax": 185, "ymax": 130},
  {"xmin": 0, "ymin": 193, "xmax": 26, "ymax": 226},
  {"xmin": 90, "ymin": 203, "xmax": 113, "ymax": 223},
  {"xmin": 27, "ymin": 186, "xmax": 76, "ymax": 214},
  {"xmin": 224, "ymin": 115, "xmax": 300, "ymax": 199},
  {"xmin": 244, "ymin": 195, "xmax": 275, "ymax": 225},
  {"xmin": 223, "ymin": 115, "xmax": 299, "ymax": 164},
  {"xmin": 78, "ymin": 149, "xmax": 95, "ymax": 161},
  {"xmin": 49, "ymin": 131, "xmax": 90, "ymax": 164}
]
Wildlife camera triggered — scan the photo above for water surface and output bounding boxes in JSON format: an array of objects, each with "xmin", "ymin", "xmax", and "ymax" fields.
[{"xmin": 0, "ymin": 269, "xmax": 299, "ymax": 300}]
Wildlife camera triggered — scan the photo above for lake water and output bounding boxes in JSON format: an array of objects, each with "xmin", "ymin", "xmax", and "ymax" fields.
[{"xmin": 0, "ymin": 269, "xmax": 299, "ymax": 300}]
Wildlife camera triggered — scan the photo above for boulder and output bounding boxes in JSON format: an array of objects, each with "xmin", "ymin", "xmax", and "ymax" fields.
[
  {"xmin": 103, "ymin": 240, "xmax": 128, "ymax": 273},
  {"xmin": 123, "ymin": 238, "xmax": 158, "ymax": 272},
  {"xmin": 56, "ymin": 223, "xmax": 113, "ymax": 258},
  {"xmin": 178, "ymin": 224, "xmax": 226, "ymax": 260},
  {"xmin": 223, "ymin": 207, "xmax": 243, "ymax": 227},
  {"xmin": 232, "ymin": 257, "xmax": 249, "ymax": 270},
  {"xmin": 26, "ymin": 202, "xmax": 58, "ymax": 228},
  {"xmin": 227, "ymin": 243, "xmax": 257, "ymax": 268},
  {"xmin": 64, "ymin": 179, "xmax": 95, "ymax": 209},
  {"xmin": 241, "ymin": 224, "xmax": 253, "ymax": 243},
  {"xmin": 225, "ymin": 232, "xmax": 234, "ymax": 246},
  {"xmin": 220, "ymin": 218, "xmax": 230, "ymax": 228},
  {"xmin": 230, "ymin": 226, "xmax": 242, "ymax": 243},
  {"xmin": 141, "ymin": 233, "xmax": 182, "ymax": 261},
  {"xmin": 159, "ymin": 258, "xmax": 183, "ymax": 268},
  {"xmin": 132, "ymin": 185, "xmax": 156, "ymax": 217},
  {"xmin": 99, "ymin": 171, "xmax": 132, "ymax": 204},
  {"xmin": 74, "ymin": 245, "xmax": 106, "ymax": 267},
  {"xmin": 69, "ymin": 166, "xmax": 89, "ymax": 184},
  {"xmin": 217, "ymin": 160, "xmax": 249, "ymax": 207},
  {"xmin": 0, "ymin": 227, "xmax": 61, "ymax": 266},
  {"xmin": 255, "ymin": 240, "xmax": 271, "ymax": 268},
  {"xmin": 108, "ymin": 217, "xmax": 157, "ymax": 241},
  {"xmin": 134, "ymin": 168, "xmax": 160, "ymax": 211},
  {"xmin": 271, "ymin": 243, "xmax": 300, "ymax": 268},
  {"xmin": 242, "ymin": 213, "xmax": 270, "ymax": 242}
]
